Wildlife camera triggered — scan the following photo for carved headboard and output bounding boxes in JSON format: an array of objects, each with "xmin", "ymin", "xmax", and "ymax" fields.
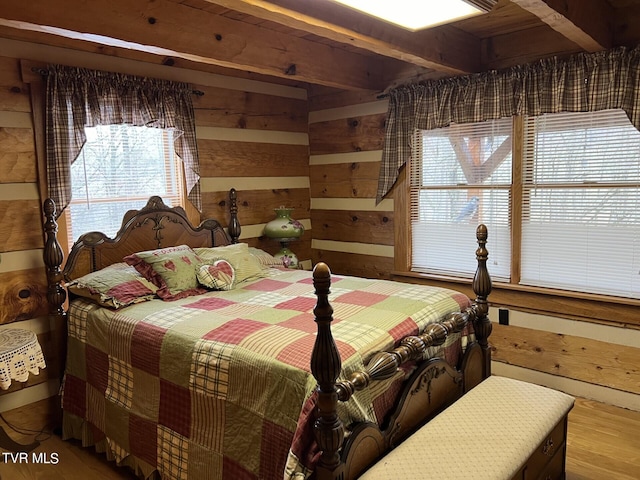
[{"xmin": 44, "ymin": 189, "xmax": 241, "ymax": 283}]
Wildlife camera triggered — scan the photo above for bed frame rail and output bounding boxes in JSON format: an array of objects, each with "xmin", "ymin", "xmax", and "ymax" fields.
[{"xmin": 311, "ymin": 224, "xmax": 492, "ymax": 480}]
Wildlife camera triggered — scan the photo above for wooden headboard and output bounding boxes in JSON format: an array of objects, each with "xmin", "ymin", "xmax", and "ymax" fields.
[{"xmin": 42, "ymin": 189, "xmax": 241, "ymax": 318}]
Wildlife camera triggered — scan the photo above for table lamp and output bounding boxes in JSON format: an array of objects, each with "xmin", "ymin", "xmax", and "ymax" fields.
[{"xmin": 264, "ymin": 206, "xmax": 304, "ymax": 268}]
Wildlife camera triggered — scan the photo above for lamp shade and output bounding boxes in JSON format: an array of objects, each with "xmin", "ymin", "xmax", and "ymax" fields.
[{"xmin": 264, "ymin": 207, "xmax": 304, "ymax": 239}]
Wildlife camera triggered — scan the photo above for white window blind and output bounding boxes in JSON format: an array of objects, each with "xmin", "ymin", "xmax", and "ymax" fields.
[
  {"xmin": 521, "ymin": 109, "xmax": 640, "ymax": 299},
  {"xmin": 67, "ymin": 124, "xmax": 184, "ymax": 243},
  {"xmin": 410, "ymin": 119, "xmax": 512, "ymax": 280}
]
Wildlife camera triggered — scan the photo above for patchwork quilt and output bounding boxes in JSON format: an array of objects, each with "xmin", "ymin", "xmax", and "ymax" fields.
[{"xmin": 61, "ymin": 268, "xmax": 470, "ymax": 479}]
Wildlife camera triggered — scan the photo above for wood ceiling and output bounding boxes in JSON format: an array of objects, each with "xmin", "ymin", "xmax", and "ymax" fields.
[{"xmin": 0, "ymin": 0, "xmax": 639, "ymax": 93}]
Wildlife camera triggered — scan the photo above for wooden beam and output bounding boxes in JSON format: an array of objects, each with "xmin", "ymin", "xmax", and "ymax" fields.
[
  {"xmin": 483, "ymin": 25, "xmax": 583, "ymax": 70},
  {"xmin": 202, "ymin": 0, "xmax": 482, "ymax": 75},
  {"xmin": 0, "ymin": 0, "xmax": 388, "ymax": 90},
  {"xmin": 510, "ymin": 0, "xmax": 613, "ymax": 52}
]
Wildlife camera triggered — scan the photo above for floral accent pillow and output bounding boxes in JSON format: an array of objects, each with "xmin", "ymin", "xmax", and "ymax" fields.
[
  {"xmin": 66, "ymin": 262, "xmax": 158, "ymax": 309},
  {"xmin": 195, "ymin": 243, "xmax": 266, "ymax": 286},
  {"xmin": 123, "ymin": 245, "xmax": 206, "ymax": 300},
  {"xmin": 197, "ymin": 260, "xmax": 236, "ymax": 291}
]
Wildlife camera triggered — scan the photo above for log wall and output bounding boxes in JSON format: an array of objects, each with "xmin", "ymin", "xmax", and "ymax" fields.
[
  {"xmin": 306, "ymin": 86, "xmax": 640, "ymax": 412},
  {"xmin": 0, "ymin": 37, "xmax": 310, "ymax": 410},
  {"xmin": 307, "ymin": 88, "xmax": 394, "ymax": 278}
]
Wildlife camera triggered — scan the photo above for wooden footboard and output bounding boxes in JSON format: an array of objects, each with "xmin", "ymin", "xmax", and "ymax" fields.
[{"xmin": 310, "ymin": 225, "xmax": 492, "ymax": 480}]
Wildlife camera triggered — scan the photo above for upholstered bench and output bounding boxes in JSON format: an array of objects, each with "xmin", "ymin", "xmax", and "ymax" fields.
[{"xmin": 359, "ymin": 375, "xmax": 575, "ymax": 480}]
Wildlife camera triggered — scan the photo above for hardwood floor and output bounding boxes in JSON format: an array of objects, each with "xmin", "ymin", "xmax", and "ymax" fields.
[
  {"xmin": 565, "ymin": 398, "xmax": 640, "ymax": 480},
  {"xmin": 0, "ymin": 396, "xmax": 638, "ymax": 479}
]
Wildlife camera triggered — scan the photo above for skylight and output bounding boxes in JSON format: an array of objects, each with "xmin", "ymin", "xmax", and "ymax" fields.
[{"xmin": 332, "ymin": 0, "xmax": 487, "ymax": 31}]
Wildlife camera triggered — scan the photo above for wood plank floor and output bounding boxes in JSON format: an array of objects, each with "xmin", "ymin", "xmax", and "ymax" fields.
[{"xmin": 0, "ymin": 396, "xmax": 638, "ymax": 479}]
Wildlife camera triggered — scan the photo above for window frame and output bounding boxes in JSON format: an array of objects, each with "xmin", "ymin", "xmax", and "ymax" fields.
[
  {"xmin": 65, "ymin": 124, "xmax": 188, "ymax": 245},
  {"xmin": 23, "ymin": 60, "xmax": 199, "ymax": 257},
  {"xmin": 392, "ymin": 115, "xmax": 640, "ymax": 328}
]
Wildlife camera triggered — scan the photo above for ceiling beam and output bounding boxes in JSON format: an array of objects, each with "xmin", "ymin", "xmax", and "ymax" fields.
[
  {"xmin": 202, "ymin": 0, "xmax": 482, "ymax": 75},
  {"xmin": 0, "ymin": 0, "xmax": 392, "ymax": 91},
  {"xmin": 510, "ymin": 0, "xmax": 613, "ymax": 52}
]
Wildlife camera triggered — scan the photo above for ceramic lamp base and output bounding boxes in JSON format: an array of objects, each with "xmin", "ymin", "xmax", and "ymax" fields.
[{"xmin": 274, "ymin": 246, "xmax": 299, "ymax": 269}]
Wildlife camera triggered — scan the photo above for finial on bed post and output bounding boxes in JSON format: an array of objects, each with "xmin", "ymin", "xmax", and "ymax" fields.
[
  {"xmin": 228, "ymin": 188, "xmax": 241, "ymax": 243},
  {"xmin": 311, "ymin": 262, "xmax": 345, "ymax": 480},
  {"xmin": 472, "ymin": 224, "xmax": 492, "ymax": 378},
  {"xmin": 43, "ymin": 199, "xmax": 67, "ymax": 319}
]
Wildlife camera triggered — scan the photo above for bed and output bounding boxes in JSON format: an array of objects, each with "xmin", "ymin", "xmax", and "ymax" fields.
[{"xmin": 42, "ymin": 188, "xmax": 493, "ymax": 480}]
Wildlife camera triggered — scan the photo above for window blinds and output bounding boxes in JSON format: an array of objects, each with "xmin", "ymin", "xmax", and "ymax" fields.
[
  {"xmin": 521, "ymin": 109, "xmax": 640, "ymax": 298},
  {"xmin": 410, "ymin": 119, "xmax": 512, "ymax": 280},
  {"xmin": 68, "ymin": 124, "xmax": 184, "ymax": 242}
]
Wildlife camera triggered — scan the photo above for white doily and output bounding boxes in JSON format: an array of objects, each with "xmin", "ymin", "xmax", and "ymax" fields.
[{"xmin": 0, "ymin": 328, "xmax": 46, "ymax": 390}]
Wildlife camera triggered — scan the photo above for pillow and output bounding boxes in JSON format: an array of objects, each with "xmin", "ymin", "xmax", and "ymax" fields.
[
  {"xmin": 197, "ymin": 260, "xmax": 235, "ymax": 290},
  {"xmin": 66, "ymin": 262, "xmax": 158, "ymax": 309},
  {"xmin": 194, "ymin": 243, "xmax": 266, "ymax": 285},
  {"xmin": 248, "ymin": 247, "xmax": 285, "ymax": 268},
  {"xmin": 123, "ymin": 245, "xmax": 206, "ymax": 300}
]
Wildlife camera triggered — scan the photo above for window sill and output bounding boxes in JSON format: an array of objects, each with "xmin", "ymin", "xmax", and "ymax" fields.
[{"xmin": 390, "ymin": 270, "xmax": 640, "ymax": 329}]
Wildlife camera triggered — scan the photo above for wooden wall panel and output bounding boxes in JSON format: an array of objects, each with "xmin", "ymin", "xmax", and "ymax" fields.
[
  {"xmin": 309, "ymin": 161, "xmax": 380, "ymax": 198},
  {"xmin": 307, "ymin": 95, "xmax": 390, "ymax": 280},
  {"xmin": 308, "ymin": 113, "xmax": 385, "ymax": 155},
  {"xmin": 199, "ymin": 140, "xmax": 309, "ymax": 178},
  {"xmin": 307, "ymin": 86, "xmax": 381, "ymax": 111},
  {"xmin": 311, "ymin": 209, "xmax": 393, "ymax": 245},
  {"xmin": 0, "ymin": 200, "xmax": 43, "ymax": 251},
  {"xmin": 491, "ymin": 323, "xmax": 640, "ymax": 396},
  {"xmin": 193, "ymin": 85, "xmax": 307, "ymax": 132},
  {"xmin": 0, "ymin": 56, "xmax": 31, "ymax": 112},
  {"xmin": 190, "ymin": 78, "xmax": 310, "ymax": 267},
  {"xmin": 0, "ymin": 127, "xmax": 37, "ymax": 183},
  {"xmin": 0, "ymin": 56, "xmax": 25, "ymax": 86},
  {"xmin": 203, "ymin": 188, "xmax": 311, "ymax": 258},
  {"xmin": 202, "ymin": 188, "xmax": 310, "ymax": 226},
  {"xmin": 313, "ymin": 250, "xmax": 393, "ymax": 279},
  {"xmin": 0, "ymin": 267, "xmax": 48, "ymax": 325},
  {"xmin": 483, "ymin": 26, "xmax": 582, "ymax": 70}
]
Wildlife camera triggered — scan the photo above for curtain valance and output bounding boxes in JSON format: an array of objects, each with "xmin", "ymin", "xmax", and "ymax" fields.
[
  {"xmin": 377, "ymin": 46, "xmax": 640, "ymax": 203},
  {"xmin": 46, "ymin": 65, "xmax": 201, "ymax": 214}
]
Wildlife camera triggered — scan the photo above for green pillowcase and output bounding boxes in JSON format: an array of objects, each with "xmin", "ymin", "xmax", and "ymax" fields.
[
  {"xmin": 195, "ymin": 243, "xmax": 266, "ymax": 286},
  {"xmin": 124, "ymin": 245, "xmax": 205, "ymax": 300}
]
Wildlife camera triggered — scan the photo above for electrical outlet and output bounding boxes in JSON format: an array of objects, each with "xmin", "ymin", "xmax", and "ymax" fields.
[{"xmin": 498, "ymin": 308, "xmax": 509, "ymax": 325}]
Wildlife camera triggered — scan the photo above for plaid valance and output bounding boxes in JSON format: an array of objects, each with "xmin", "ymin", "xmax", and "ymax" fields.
[
  {"xmin": 377, "ymin": 45, "xmax": 640, "ymax": 203},
  {"xmin": 45, "ymin": 65, "xmax": 201, "ymax": 215}
]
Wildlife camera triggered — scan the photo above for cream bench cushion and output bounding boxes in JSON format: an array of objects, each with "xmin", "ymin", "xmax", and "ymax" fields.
[{"xmin": 358, "ymin": 375, "xmax": 575, "ymax": 480}]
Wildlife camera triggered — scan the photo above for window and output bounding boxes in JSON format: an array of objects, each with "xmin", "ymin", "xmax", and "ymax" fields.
[
  {"xmin": 67, "ymin": 124, "xmax": 185, "ymax": 243},
  {"xmin": 521, "ymin": 109, "xmax": 640, "ymax": 299},
  {"xmin": 410, "ymin": 118, "xmax": 512, "ymax": 281},
  {"xmin": 410, "ymin": 109, "xmax": 640, "ymax": 300}
]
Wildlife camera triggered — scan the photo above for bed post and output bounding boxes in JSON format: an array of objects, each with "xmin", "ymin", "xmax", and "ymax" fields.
[
  {"xmin": 42, "ymin": 199, "xmax": 67, "ymax": 322},
  {"xmin": 228, "ymin": 188, "xmax": 241, "ymax": 243},
  {"xmin": 311, "ymin": 263, "xmax": 344, "ymax": 480},
  {"xmin": 472, "ymin": 224, "xmax": 493, "ymax": 379},
  {"xmin": 42, "ymin": 199, "xmax": 68, "ymax": 397}
]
